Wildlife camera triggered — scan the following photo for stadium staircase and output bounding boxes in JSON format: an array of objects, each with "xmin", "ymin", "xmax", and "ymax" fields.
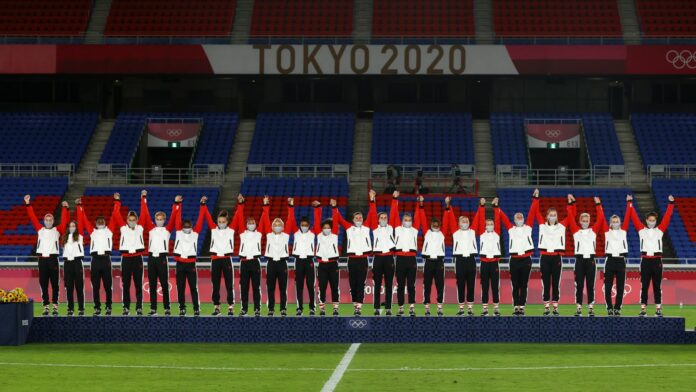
[
  {"xmin": 473, "ymin": 119, "xmax": 495, "ymax": 201},
  {"xmin": 85, "ymin": 0, "xmax": 113, "ymax": 44},
  {"xmin": 231, "ymin": 0, "xmax": 253, "ymax": 44},
  {"xmin": 217, "ymin": 119, "xmax": 255, "ymax": 213},
  {"xmin": 473, "ymin": 0, "xmax": 494, "ymax": 44},
  {"xmin": 62, "ymin": 118, "xmax": 115, "ymax": 205},
  {"xmin": 353, "ymin": 0, "xmax": 373, "ymax": 43},
  {"xmin": 349, "ymin": 119, "xmax": 372, "ymax": 215},
  {"xmin": 617, "ymin": 0, "xmax": 642, "ymax": 44}
]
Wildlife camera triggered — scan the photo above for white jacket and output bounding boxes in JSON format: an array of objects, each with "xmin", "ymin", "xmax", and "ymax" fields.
[
  {"xmin": 421, "ymin": 230, "xmax": 445, "ymax": 258},
  {"xmin": 372, "ymin": 225, "xmax": 396, "ymax": 254},
  {"xmin": 508, "ymin": 225, "xmax": 534, "ymax": 256},
  {"xmin": 605, "ymin": 229, "xmax": 628, "ymax": 257},
  {"xmin": 265, "ymin": 232, "xmax": 290, "ymax": 261},
  {"xmin": 36, "ymin": 227, "xmax": 61, "ymax": 257},
  {"xmin": 89, "ymin": 227, "xmax": 113, "ymax": 256},
  {"xmin": 345, "ymin": 225, "xmax": 372, "ymax": 256},
  {"xmin": 316, "ymin": 233, "xmax": 339, "ymax": 261},
  {"xmin": 62, "ymin": 234, "xmax": 84, "ymax": 261},
  {"xmin": 538, "ymin": 223, "xmax": 566, "ymax": 252},
  {"xmin": 394, "ymin": 226, "xmax": 419, "ymax": 252},
  {"xmin": 173, "ymin": 230, "xmax": 199, "ymax": 259},
  {"xmin": 292, "ymin": 230, "xmax": 316, "ymax": 258},
  {"xmin": 119, "ymin": 225, "xmax": 145, "ymax": 254},
  {"xmin": 479, "ymin": 231, "xmax": 501, "ymax": 259},
  {"xmin": 148, "ymin": 227, "xmax": 172, "ymax": 257},
  {"xmin": 452, "ymin": 228, "xmax": 478, "ymax": 257},
  {"xmin": 210, "ymin": 227, "xmax": 235, "ymax": 257}
]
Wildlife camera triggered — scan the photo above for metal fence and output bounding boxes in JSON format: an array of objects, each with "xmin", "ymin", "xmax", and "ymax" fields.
[
  {"xmin": 246, "ymin": 164, "xmax": 350, "ymax": 179},
  {"xmin": 88, "ymin": 167, "xmax": 224, "ymax": 185},
  {"xmin": 0, "ymin": 163, "xmax": 74, "ymax": 179},
  {"xmin": 496, "ymin": 165, "xmax": 632, "ymax": 187},
  {"xmin": 648, "ymin": 165, "xmax": 696, "ymax": 183}
]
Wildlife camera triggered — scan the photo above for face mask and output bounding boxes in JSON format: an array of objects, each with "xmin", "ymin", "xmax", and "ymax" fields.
[
  {"xmin": 402, "ymin": 221, "xmax": 412, "ymax": 228},
  {"xmin": 68, "ymin": 227, "xmax": 76, "ymax": 234},
  {"xmin": 378, "ymin": 219, "xmax": 388, "ymax": 227},
  {"xmin": 514, "ymin": 219, "xmax": 524, "ymax": 227},
  {"xmin": 460, "ymin": 223, "xmax": 469, "ymax": 230},
  {"xmin": 155, "ymin": 219, "xmax": 165, "ymax": 227},
  {"xmin": 273, "ymin": 226, "xmax": 283, "ymax": 233},
  {"xmin": 44, "ymin": 221, "xmax": 54, "ymax": 229},
  {"xmin": 127, "ymin": 221, "xmax": 137, "ymax": 228},
  {"xmin": 322, "ymin": 228, "xmax": 332, "ymax": 236},
  {"xmin": 218, "ymin": 223, "xmax": 227, "ymax": 230},
  {"xmin": 486, "ymin": 225, "xmax": 494, "ymax": 232},
  {"xmin": 647, "ymin": 221, "xmax": 656, "ymax": 229},
  {"xmin": 96, "ymin": 224, "xmax": 105, "ymax": 230},
  {"xmin": 547, "ymin": 216, "xmax": 557, "ymax": 224},
  {"xmin": 353, "ymin": 220, "xmax": 363, "ymax": 227},
  {"xmin": 611, "ymin": 223, "xmax": 621, "ymax": 230},
  {"xmin": 431, "ymin": 227, "xmax": 440, "ymax": 232},
  {"xmin": 581, "ymin": 222, "xmax": 589, "ymax": 230},
  {"xmin": 183, "ymin": 228, "xmax": 192, "ymax": 234},
  {"xmin": 246, "ymin": 224, "xmax": 256, "ymax": 231},
  {"xmin": 300, "ymin": 226, "xmax": 309, "ymax": 233}
]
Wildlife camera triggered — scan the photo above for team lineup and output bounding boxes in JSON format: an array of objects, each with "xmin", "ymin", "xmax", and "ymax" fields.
[{"xmin": 24, "ymin": 188, "xmax": 675, "ymax": 319}]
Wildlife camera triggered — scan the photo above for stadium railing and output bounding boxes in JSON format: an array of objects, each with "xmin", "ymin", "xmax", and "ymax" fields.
[
  {"xmin": 87, "ymin": 167, "xmax": 224, "ymax": 185},
  {"xmin": 496, "ymin": 165, "xmax": 633, "ymax": 187},
  {"xmin": 245, "ymin": 164, "xmax": 350, "ymax": 179},
  {"xmin": 648, "ymin": 165, "xmax": 696, "ymax": 183},
  {"xmin": 0, "ymin": 164, "xmax": 74, "ymax": 179}
]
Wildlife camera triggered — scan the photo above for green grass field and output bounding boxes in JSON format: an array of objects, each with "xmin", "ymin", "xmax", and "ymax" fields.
[
  {"xmin": 32, "ymin": 303, "xmax": 696, "ymax": 327},
  {"xmin": 1, "ymin": 343, "xmax": 695, "ymax": 391}
]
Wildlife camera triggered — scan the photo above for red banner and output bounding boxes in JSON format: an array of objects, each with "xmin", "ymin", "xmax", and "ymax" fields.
[
  {"xmin": 148, "ymin": 123, "xmax": 200, "ymax": 142},
  {"xmin": 2, "ymin": 267, "xmax": 696, "ymax": 305},
  {"xmin": 526, "ymin": 123, "xmax": 581, "ymax": 148}
]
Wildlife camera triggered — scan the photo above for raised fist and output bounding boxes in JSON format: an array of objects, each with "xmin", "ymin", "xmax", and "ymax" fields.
[
  {"xmin": 594, "ymin": 197, "xmax": 601, "ymax": 204},
  {"xmin": 668, "ymin": 195, "xmax": 675, "ymax": 202},
  {"xmin": 444, "ymin": 196, "xmax": 451, "ymax": 205},
  {"xmin": 263, "ymin": 196, "xmax": 270, "ymax": 205},
  {"xmin": 369, "ymin": 189, "xmax": 376, "ymax": 200},
  {"xmin": 626, "ymin": 194, "xmax": 633, "ymax": 202},
  {"xmin": 288, "ymin": 197, "xmax": 294, "ymax": 206},
  {"xmin": 479, "ymin": 197, "xmax": 486, "ymax": 206},
  {"xmin": 75, "ymin": 198, "xmax": 82, "ymax": 205},
  {"xmin": 237, "ymin": 194, "xmax": 245, "ymax": 204},
  {"xmin": 114, "ymin": 193, "xmax": 120, "ymax": 200},
  {"xmin": 393, "ymin": 190, "xmax": 400, "ymax": 199},
  {"xmin": 312, "ymin": 200, "xmax": 321, "ymax": 207},
  {"xmin": 533, "ymin": 189, "xmax": 540, "ymax": 198},
  {"xmin": 141, "ymin": 190, "xmax": 147, "ymax": 197},
  {"xmin": 24, "ymin": 195, "xmax": 30, "ymax": 204},
  {"xmin": 417, "ymin": 195, "xmax": 424, "ymax": 203},
  {"xmin": 62, "ymin": 201, "xmax": 69, "ymax": 208},
  {"xmin": 492, "ymin": 197, "xmax": 499, "ymax": 207},
  {"xmin": 567, "ymin": 194, "xmax": 575, "ymax": 203},
  {"xmin": 200, "ymin": 196, "xmax": 208, "ymax": 204},
  {"xmin": 330, "ymin": 199, "xmax": 337, "ymax": 207},
  {"xmin": 175, "ymin": 195, "xmax": 183, "ymax": 203}
]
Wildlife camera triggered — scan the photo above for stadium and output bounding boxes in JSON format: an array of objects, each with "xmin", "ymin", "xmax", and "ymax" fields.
[{"xmin": 1, "ymin": 0, "xmax": 696, "ymax": 390}]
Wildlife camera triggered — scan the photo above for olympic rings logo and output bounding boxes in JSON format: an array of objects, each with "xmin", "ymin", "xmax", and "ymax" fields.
[
  {"xmin": 601, "ymin": 283, "xmax": 632, "ymax": 298},
  {"xmin": 166, "ymin": 128, "xmax": 183, "ymax": 137},
  {"xmin": 545, "ymin": 129, "xmax": 561, "ymax": 138},
  {"xmin": 665, "ymin": 50, "xmax": 696, "ymax": 69},
  {"xmin": 349, "ymin": 319, "xmax": 368, "ymax": 329}
]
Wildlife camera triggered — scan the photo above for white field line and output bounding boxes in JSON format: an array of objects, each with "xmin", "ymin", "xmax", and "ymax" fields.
[{"xmin": 320, "ymin": 343, "xmax": 361, "ymax": 392}]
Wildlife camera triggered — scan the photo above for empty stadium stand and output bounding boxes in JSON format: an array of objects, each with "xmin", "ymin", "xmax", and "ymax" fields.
[
  {"xmin": 80, "ymin": 187, "xmax": 220, "ymax": 255},
  {"xmin": 247, "ymin": 113, "xmax": 355, "ymax": 165},
  {"xmin": 371, "ymin": 113, "xmax": 474, "ymax": 166},
  {"xmin": 631, "ymin": 113, "xmax": 696, "ymax": 167},
  {"xmin": 0, "ymin": 112, "xmax": 98, "ymax": 168},
  {"xmin": 496, "ymin": 188, "xmax": 641, "ymax": 261},
  {"xmin": 250, "ymin": 0, "xmax": 353, "ymax": 39},
  {"xmin": 490, "ymin": 113, "xmax": 623, "ymax": 167},
  {"xmin": 99, "ymin": 112, "xmax": 238, "ymax": 168},
  {"xmin": 652, "ymin": 179, "xmax": 696, "ymax": 261},
  {"xmin": 0, "ymin": 178, "xmax": 69, "ymax": 257},
  {"xmin": 493, "ymin": 0, "xmax": 623, "ymax": 43},
  {"xmin": 104, "ymin": 0, "xmax": 236, "ymax": 41},
  {"xmin": 372, "ymin": 0, "xmax": 475, "ymax": 38},
  {"xmin": 0, "ymin": 0, "xmax": 92, "ymax": 38},
  {"xmin": 636, "ymin": 0, "xmax": 696, "ymax": 37}
]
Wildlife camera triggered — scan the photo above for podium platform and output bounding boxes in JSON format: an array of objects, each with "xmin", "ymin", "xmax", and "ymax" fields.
[{"xmin": 27, "ymin": 316, "xmax": 696, "ymax": 344}]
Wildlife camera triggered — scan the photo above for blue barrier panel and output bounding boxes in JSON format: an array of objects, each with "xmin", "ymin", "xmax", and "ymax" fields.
[{"xmin": 26, "ymin": 316, "xmax": 693, "ymax": 344}]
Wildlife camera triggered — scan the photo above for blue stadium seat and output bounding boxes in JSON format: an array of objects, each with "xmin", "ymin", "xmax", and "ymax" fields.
[
  {"xmin": 247, "ymin": 113, "xmax": 354, "ymax": 165},
  {"xmin": 0, "ymin": 112, "xmax": 98, "ymax": 168},
  {"xmin": 631, "ymin": 113, "xmax": 696, "ymax": 167},
  {"xmin": 371, "ymin": 113, "xmax": 474, "ymax": 165}
]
